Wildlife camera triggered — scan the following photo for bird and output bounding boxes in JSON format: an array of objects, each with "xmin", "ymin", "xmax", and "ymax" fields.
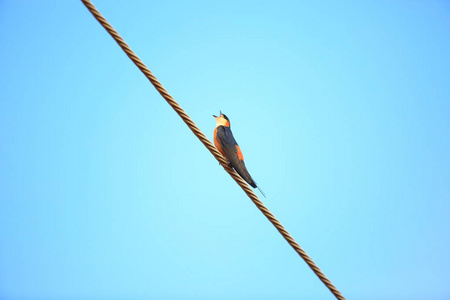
[{"xmin": 213, "ymin": 111, "xmax": 265, "ymax": 198}]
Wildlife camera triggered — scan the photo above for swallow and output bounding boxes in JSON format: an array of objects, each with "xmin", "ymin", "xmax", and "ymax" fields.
[{"xmin": 213, "ymin": 111, "xmax": 265, "ymax": 197}]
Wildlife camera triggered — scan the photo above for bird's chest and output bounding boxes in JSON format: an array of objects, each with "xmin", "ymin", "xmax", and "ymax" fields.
[{"xmin": 213, "ymin": 127, "xmax": 226, "ymax": 157}]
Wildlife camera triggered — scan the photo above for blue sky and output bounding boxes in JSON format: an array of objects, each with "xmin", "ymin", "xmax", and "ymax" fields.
[{"xmin": 1, "ymin": 1, "xmax": 450, "ymax": 299}]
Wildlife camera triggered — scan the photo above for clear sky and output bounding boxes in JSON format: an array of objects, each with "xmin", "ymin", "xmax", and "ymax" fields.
[{"xmin": 1, "ymin": 1, "xmax": 449, "ymax": 299}]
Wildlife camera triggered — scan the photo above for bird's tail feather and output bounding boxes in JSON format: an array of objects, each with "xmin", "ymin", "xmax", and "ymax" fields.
[
  {"xmin": 232, "ymin": 159, "xmax": 266, "ymax": 198},
  {"xmin": 232, "ymin": 160, "xmax": 256, "ymax": 187},
  {"xmin": 257, "ymin": 185, "xmax": 266, "ymax": 198}
]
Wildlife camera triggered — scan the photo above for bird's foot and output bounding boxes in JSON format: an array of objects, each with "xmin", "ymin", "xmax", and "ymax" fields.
[{"xmin": 219, "ymin": 161, "xmax": 232, "ymax": 169}]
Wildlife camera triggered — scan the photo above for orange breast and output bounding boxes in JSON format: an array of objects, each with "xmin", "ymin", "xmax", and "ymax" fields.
[{"xmin": 213, "ymin": 127, "xmax": 226, "ymax": 157}]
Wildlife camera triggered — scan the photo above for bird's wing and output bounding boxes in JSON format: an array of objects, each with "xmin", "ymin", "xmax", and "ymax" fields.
[{"xmin": 216, "ymin": 126, "xmax": 257, "ymax": 188}]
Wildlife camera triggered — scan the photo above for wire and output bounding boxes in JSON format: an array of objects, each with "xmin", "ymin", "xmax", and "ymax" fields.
[{"xmin": 81, "ymin": 1, "xmax": 346, "ymax": 299}]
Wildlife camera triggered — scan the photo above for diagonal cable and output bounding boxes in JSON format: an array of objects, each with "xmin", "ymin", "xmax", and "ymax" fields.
[{"xmin": 80, "ymin": 1, "xmax": 346, "ymax": 299}]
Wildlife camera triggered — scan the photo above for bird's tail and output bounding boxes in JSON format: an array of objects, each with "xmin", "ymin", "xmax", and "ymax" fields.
[
  {"xmin": 257, "ymin": 185, "xmax": 266, "ymax": 198},
  {"xmin": 232, "ymin": 159, "xmax": 266, "ymax": 198}
]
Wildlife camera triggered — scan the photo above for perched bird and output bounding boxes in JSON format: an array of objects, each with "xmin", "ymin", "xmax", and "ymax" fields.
[{"xmin": 213, "ymin": 111, "xmax": 265, "ymax": 197}]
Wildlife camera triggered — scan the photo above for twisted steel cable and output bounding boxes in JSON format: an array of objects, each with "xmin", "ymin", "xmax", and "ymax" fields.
[{"xmin": 81, "ymin": 1, "xmax": 345, "ymax": 299}]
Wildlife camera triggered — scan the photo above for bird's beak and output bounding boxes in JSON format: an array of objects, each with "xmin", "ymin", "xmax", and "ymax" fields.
[{"xmin": 213, "ymin": 114, "xmax": 217, "ymax": 118}]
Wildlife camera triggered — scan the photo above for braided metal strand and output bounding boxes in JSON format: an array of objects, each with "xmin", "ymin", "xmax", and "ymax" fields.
[{"xmin": 81, "ymin": 1, "xmax": 345, "ymax": 299}]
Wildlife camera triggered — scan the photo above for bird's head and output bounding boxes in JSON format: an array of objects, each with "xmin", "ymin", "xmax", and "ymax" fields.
[{"xmin": 213, "ymin": 111, "xmax": 230, "ymax": 127}]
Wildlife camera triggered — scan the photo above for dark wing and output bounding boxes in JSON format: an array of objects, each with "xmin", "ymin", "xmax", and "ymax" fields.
[{"xmin": 216, "ymin": 126, "xmax": 257, "ymax": 188}]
